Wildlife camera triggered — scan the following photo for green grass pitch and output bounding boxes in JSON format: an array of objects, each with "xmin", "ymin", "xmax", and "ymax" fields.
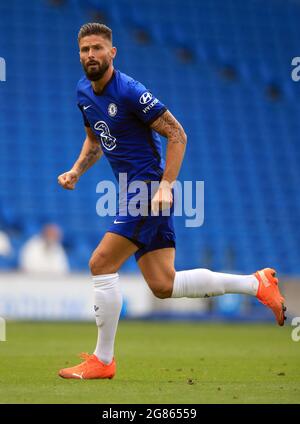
[{"xmin": 0, "ymin": 321, "xmax": 299, "ymax": 404}]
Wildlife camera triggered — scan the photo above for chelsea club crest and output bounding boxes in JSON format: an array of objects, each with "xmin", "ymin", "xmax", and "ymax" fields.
[{"xmin": 108, "ymin": 103, "xmax": 117, "ymax": 117}]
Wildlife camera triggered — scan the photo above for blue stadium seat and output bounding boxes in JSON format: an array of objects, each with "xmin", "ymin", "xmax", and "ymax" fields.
[{"xmin": 0, "ymin": 0, "xmax": 299, "ymax": 273}]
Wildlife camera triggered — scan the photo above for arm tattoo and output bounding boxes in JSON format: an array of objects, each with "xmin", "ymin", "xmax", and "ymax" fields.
[
  {"xmin": 78, "ymin": 144, "xmax": 101, "ymax": 173},
  {"xmin": 150, "ymin": 110, "xmax": 187, "ymax": 145}
]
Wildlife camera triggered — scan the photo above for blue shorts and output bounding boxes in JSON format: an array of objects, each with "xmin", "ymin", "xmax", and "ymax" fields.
[{"xmin": 107, "ymin": 209, "xmax": 176, "ymax": 261}]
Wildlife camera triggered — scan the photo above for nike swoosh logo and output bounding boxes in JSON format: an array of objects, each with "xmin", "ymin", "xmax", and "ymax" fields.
[
  {"xmin": 72, "ymin": 372, "xmax": 84, "ymax": 379},
  {"xmin": 83, "ymin": 105, "xmax": 92, "ymax": 110},
  {"xmin": 114, "ymin": 219, "xmax": 126, "ymax": 224}
]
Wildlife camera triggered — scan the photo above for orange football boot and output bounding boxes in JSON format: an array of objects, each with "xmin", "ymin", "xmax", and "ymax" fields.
[
  {"xmin": 254, "ymin": 268, "xmax": 287, "ymax": 326},
  {"xmin": 59, "ymin": 353, "xmax": 116, "ymax": 379}
]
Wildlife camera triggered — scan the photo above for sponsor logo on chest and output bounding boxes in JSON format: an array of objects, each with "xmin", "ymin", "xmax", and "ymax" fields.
[{"xmin": 94, "ymin": 121, "xmax": 117, "ymax": 151}]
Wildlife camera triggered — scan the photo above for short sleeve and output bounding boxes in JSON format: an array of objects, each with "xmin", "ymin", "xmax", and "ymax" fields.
[
  {"xmin": 77, "ymin": 103, "xmax": 91, "ymax": 127},
  {"xmin": 124, "ymin": 80, "xmax": 167, "ymax": 125}
]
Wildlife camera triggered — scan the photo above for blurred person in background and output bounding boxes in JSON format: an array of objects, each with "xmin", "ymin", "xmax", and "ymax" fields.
[
  {"xmin": 19, "ymin": 223, "xmax": 69, "ymax": 274},
  {"xmin": 0, "ymin": 203, "xmax": 13, "ymax": 261},
  {"xmin": 0, "ymin": 228, "xmax": 12, "ymax": 258}
]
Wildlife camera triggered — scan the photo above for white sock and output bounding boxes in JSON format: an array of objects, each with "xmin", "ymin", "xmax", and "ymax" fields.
[
  {"xmin": 171, "ymin": 268, "xmax": 258, "ymax": 298},
  {"xmin": 93, "ymin": 273, "xmax": 122, "ymax": 365}
]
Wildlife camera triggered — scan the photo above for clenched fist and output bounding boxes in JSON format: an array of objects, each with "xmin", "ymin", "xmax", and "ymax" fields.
[
  {"xmin": 151, "ymin": 180, "xmax": 173, "ymax": 215},
  {"xmin": 57, "ymin": 170, "xmax": 79, "ymax": 190}
]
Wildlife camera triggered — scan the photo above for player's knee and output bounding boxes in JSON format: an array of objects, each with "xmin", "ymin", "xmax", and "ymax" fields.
[
  {"xmin": 151, "ymin": 284, "xmax": 173, "ymax": 299},
  {"xmin": 149, "ymin": 270, "xmax": 175, "ymax": 299},
  {"xmin": 89, "ymin": 250, "xmax": 116, "ymax": 275}
]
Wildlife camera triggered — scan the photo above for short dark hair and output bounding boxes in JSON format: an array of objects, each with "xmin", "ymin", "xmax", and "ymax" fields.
[{"xmin": 78, "ymin": 23, "xmax": 112, "ymax": 43}]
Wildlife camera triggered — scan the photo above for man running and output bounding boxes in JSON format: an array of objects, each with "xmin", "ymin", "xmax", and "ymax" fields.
[{"xmin": 58, "ymin": 23, "xmax": 286, "ymax": 380}]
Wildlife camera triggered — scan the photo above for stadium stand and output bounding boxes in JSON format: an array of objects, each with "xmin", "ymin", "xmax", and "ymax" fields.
[{"xmin": 0, "ymin": 0, "xmax": 299, "ymax": 274}]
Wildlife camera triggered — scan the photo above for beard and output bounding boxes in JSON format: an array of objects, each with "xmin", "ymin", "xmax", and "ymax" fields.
[{"xmin": 83, "ymin": 58, "xmax": 110, "ymax": 81}]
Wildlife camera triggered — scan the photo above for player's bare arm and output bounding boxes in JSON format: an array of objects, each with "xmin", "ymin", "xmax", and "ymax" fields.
[
  {"xmin": 150, "ymin": 110, "xmax": 187, "ymax": 212},
  {"xmin": 57, "ymin": 126, "xmax": 103, "ymax": 190}
]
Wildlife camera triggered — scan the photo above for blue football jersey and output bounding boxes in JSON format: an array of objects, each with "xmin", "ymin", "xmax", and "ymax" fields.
[{"xmin": 77, "ymin": 69, "xmax": 167, "ymax": 185}]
